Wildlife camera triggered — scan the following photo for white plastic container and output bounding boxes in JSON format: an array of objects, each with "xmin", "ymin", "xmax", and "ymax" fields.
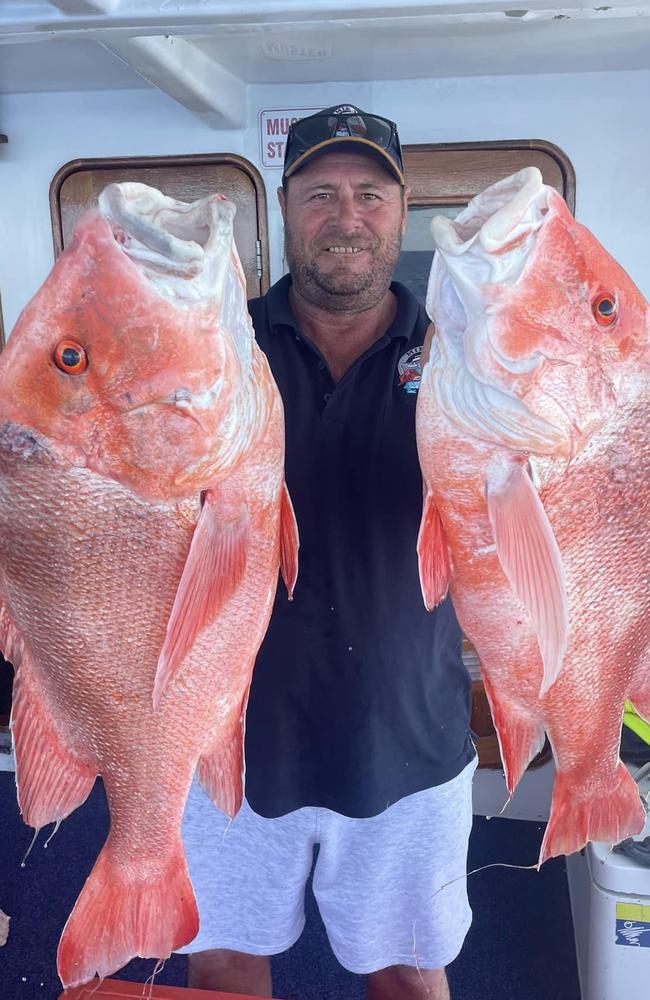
[{"xmin": 566, "ymin": 805, "xmax": 650, "ymax": 1000}]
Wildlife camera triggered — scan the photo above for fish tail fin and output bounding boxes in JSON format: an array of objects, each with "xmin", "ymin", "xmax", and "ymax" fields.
[
  {"xmin": 539, "ymin": 762, "xmax": 645, "ymax": 866},
  {"xmin": 482, "ymin": 673, "xmax": 545, "ymax": 795},
  {"xmin": 57, "ymin": 836, "xmax": 198, "ymax": 989}
]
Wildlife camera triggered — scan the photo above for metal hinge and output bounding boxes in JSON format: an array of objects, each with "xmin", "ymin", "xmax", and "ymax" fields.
[{"xmin": 255, "ymin": 240, "xmax": 263, "ymax": 280}]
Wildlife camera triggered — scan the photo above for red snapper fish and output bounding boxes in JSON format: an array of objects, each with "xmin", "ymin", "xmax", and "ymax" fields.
[
  {"xmin": 417, "ymin": 167, "xmax": 650, "ymax": 864},
  {"xmin": 0, "ymin": 182, "xmax": 298, "ymax": 986}
]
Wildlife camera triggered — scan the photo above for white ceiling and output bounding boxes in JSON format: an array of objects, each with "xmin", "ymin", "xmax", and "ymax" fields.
[{"xmin": 2, "ymin": 1, "xmax": 650, "ymax": 124}]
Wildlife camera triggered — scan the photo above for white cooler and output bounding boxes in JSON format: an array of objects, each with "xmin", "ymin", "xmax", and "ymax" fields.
[{"xmin": 566, "ymin": 797, "xmax": 650, "ymax": 1000}]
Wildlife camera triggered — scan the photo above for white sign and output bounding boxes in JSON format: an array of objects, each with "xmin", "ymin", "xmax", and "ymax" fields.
[{"xmin": 259, "ymin": 108, "xmax": 321, "ymax": 169}]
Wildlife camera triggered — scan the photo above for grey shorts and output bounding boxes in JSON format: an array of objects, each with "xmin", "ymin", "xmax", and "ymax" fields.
[{"xmin": 178, "ymin": 756, "xmax": 477, "ymax": 974}]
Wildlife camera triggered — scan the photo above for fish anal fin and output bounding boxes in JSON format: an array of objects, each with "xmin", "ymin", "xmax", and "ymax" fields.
[
  {"xmin": 197, "ymin": 698, "xmax": 248, "ymax": 819},
  {"xmin": 417, "ymin": 490, "xmax": 452, "ymax": 610},
  {"xmin": 57, "ymin": 836, "xmax": 198, "ymax": 989},
  {"xmin": 481, "ymin": 672, "xmax": 546, "ymax": 796},
  {"xmin": 487, "ymin": 462, "xmax": 569, "ymax": 697},
  {"xmin": 153, "ymin": 488, "xmax": 249, "ymax": 708},
  {"xmin": 280, "ymin": 481, "xmax": 299, "ymax": 600},
  {"xmin": 12, "ymin": 654, "xmax": 96, "ymax": 830}
]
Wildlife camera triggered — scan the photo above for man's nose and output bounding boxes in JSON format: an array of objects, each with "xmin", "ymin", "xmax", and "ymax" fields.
[{"xmin": 333, "ymin": 191, "xmax": 362, "ymax": 230}]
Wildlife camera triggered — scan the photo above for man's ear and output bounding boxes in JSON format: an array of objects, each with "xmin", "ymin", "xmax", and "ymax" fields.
[{"xmin": 278, "ymin": 186, "xmax": 287, "ymax": 222}]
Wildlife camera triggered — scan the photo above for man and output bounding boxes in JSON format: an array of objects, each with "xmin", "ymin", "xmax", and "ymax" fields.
[{"xmin": 179, "ymin": 105, "xmax": 475, "ymax": 999}]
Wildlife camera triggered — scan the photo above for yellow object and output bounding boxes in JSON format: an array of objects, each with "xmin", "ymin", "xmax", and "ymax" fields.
[
  {"xmin": 623, "ymin": 700, "xmax": 650, "ymax": 746},
  {"xmin": 616, "ymin": 903, "xmax": 650, "ymax": 923}
]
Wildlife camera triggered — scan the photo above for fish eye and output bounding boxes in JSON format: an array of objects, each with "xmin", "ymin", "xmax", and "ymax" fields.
[
  {"xmin": 592, "ymin": 293, "xmax": 618, "ymax": 327},
  {"xmin": 53, "ymin": 340, "xmax": 88, "ymax": 374}
]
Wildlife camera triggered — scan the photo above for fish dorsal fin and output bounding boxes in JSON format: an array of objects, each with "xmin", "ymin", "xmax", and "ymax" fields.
[
  {"xmin": 279, "ymin": 481, "xmax": 299, "ymax": 599},
  {"xmin": 417, "ymin": 489, "xmax": 452, "ymax": 610},
  {"xmin": 153, "ymin": 488, "xmax": 249, "ymax": 708},
  {"xmin": 486, "ymin": 461, "xmax": 569, "ymax": 696}
]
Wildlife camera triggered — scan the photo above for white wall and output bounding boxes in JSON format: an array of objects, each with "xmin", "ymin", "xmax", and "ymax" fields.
[{"xmin": 1, "ymin": 69, "xmax": 649, "ymax": 333}]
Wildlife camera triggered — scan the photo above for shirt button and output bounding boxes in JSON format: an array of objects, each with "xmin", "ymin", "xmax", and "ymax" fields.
[{"xmin": 323, "ymin": 392, "xmax": 332, "ymax": 402}]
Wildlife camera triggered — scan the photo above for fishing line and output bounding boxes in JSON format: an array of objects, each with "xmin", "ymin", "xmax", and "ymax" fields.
[
  {"xmin": 77, "ymin": 976, "xmax": 104, "ymax": 998},
  {"xmin": 20, "ymin": 828, "xmax": 39, "ymax": 868},
  {"xmin": 485, "ymin": 796, "xmax": 511, "ymax": 820},
  {"xmin": 43, "ymin": 820, "xmax": 61, "ymax": 849},
  {"xmin": 411, "ymin": 922, "xmax": 426, "ymax": 991},
  {"xmin": 433, "ymin": 860, "xmax": 541, "ymax": 898},
  {"xmin": 143, "ymin": 957, "xmax": 165, "ymax": 999}
]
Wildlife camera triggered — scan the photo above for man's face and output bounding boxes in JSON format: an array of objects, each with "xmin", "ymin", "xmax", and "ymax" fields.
[{"xmin": 279, "ymin": 151, "xmax": 408, "ymax": 313}]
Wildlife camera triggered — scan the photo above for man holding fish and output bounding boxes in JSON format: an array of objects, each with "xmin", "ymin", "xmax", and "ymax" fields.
[
  {"xmin": 179, "ymin": 106, "xmax": 476, "ymax": 1000},
  {"xmin": 3, "ymin": 95, "xmax": 648, "ymax": 996}
]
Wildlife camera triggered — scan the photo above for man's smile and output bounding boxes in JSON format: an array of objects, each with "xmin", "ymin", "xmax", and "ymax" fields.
[{"xmin": 324, "ymin": 246, "xmax": 365, "ymax": 254}]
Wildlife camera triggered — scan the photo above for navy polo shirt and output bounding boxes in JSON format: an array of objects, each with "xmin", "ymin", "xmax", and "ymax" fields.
[{"xmin": 244, "ymin": 274, "xmax": 474, "ymax": 818}]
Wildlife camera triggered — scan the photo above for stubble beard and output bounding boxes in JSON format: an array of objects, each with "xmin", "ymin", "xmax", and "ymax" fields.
[{"xmin": 285, "ymin": 226, "xmax": 404, "ymax": 314}]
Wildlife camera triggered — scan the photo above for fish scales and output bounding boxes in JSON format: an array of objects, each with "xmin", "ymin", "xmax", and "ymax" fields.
[
  {"xmin": 0, "ymin": 183, "xmax": 298, "ymax": 987},
  {"xmin": 417, "ymin": 167, "xmax": 650, "ymax": 864}
]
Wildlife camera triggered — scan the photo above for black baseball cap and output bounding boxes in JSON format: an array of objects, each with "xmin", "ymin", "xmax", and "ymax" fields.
[{"xmin": 282, "ymin": 105, "xmax": 405, "ymax": 185}]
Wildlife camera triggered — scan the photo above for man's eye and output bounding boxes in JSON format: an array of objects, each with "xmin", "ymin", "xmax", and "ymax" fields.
[{"xmin": 362, "ymin": 192, "xmax": 380, "ymax": 201}]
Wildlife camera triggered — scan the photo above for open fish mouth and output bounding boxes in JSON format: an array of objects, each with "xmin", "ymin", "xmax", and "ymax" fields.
[
  {"xmin": 425, "ymin": 168, "xmax": 572, "ymax": 456},
  {"xmin": 431, "ymin": 167, "xmax": 549, "ymax": 264},
  {"xmin": 99, "ymin": 183, "xmax": 237, "ymax": 309},
  {"xmin": 427, "ymin": 166, "xmax": 550, "ymax": 378},
  {"xmin": 99, "ymin": 182, "xmax": 254, "ymax": 372}
]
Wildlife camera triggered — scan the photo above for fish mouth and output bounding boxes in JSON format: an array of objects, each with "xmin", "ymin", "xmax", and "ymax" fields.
[
  {"xmin": 428, "ymin": 167, "xmax": 552, "ymax": 383},
  {"xmin": 425, "ymin": 168, "xmax": 574, "ymax": 456},
  {"xmin": 431, "ymin": 167, "xmax": 548, "ymax": 265},
  {"xmin": 99, "ymin": 183, "xmax": 237, "ymax": 309}
]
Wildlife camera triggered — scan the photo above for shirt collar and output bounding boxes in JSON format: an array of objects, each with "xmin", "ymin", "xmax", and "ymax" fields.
[{"xmin": 266, "ymin": 273, "xmax": 419, "ymax": 343}]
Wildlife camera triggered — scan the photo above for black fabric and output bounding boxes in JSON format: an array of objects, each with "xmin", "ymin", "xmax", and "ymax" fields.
[{"xmin": 244, "ymin": 274, "xmax": 474, "ymax": 818}]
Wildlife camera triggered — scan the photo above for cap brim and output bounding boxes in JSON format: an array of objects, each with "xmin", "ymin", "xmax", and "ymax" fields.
[{"xmin": 283, "ymin": 136, "xmax": 405, "ymax": 185}]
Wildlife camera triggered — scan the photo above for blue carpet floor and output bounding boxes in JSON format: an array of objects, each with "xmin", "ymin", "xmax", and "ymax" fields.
[{"xmin": 0, "ymin": 772, "xmax": 580, "ymax": 999}]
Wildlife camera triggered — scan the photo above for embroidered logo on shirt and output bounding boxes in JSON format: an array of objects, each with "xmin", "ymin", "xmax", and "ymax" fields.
[{"xmin": 397, "ymin": 346, "xmax": 423, "ymax": 394}]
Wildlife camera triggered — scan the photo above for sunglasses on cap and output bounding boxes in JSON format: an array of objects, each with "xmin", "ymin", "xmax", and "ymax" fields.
[{"xmin": 283, "ymin": 109, "xmax": 405, "ymax": 185}]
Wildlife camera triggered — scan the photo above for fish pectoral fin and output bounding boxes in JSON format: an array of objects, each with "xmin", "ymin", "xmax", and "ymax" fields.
[
  {"xmin": 417, "ymin": 489, "xmax": 452, "ymax": 610},
  {"xmin": 153, "ymin": 488, "xmax": 249, "ymax": 708},
  {"xmin": 11, "ymin": 652, "xmax": 96, "ymax": 829},
  {"xmin": 280, "ymin": 481, "xmax": 299, "ymax": 599},
  {"xmin": 486, "ymin": 462, "xmax": 569, "ymax": 696}
]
